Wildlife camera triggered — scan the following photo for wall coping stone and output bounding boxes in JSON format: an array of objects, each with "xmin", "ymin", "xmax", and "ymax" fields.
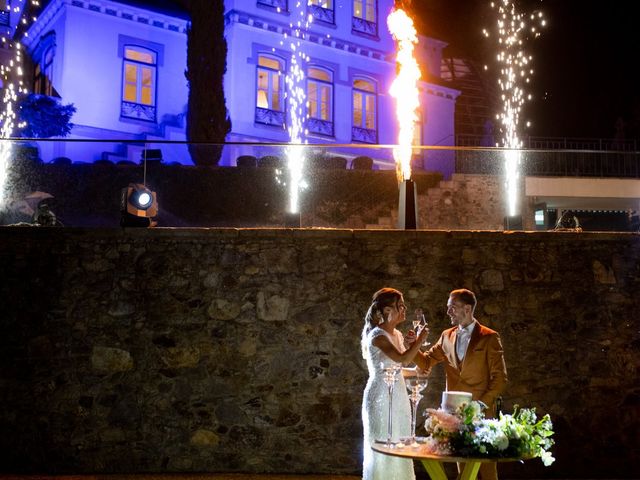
[{"xmin": 1, "ymin": 226, "xmax": 638, "ymax": 243}]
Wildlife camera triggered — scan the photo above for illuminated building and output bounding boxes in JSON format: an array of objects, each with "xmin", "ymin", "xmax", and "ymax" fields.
[{"xmin": 13, "ymin": 0, "xmax": 459, "ymax": 172}]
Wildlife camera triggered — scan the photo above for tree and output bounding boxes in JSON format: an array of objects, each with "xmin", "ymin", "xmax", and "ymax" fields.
[
  {"xmin": 15, "ymin": 93, "xmax": 76, "ymax": 138},
  {"xmin": 180, "ymin": 0, "xmax": 231, "ymax": 166}
]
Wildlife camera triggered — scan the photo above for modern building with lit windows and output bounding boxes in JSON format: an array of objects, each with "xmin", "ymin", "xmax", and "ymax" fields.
[{"xmin": 15, "ymin": 0, "xmax": 459, "ymax": 172}]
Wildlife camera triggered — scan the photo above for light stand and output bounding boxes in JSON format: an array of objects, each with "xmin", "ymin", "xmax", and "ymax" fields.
[
  {"xmin": 503, "ymin": 215, "xmax": 523, "ymax": 230},
  {"xmin": 397, "ymin": 178, "xmax": 418, "ymax": 230},
  {"xmin": 284, "ymin": 211, "xmax": 301, "ymax": 228}
]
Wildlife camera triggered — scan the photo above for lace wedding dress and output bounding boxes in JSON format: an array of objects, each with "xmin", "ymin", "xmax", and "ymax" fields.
[{"xmin": 362, "ymin": 327, "xmax": 415, "ymax": 480}]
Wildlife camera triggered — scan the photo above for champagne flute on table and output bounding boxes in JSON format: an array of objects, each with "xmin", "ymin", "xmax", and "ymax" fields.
[
  {"xmin": 380, "ymin": 362, "xmax": 401, "ymax": 447},
  {"xmin": 414, "ymin": 308, "xmax": 430, "ymax": 346},
  {"xmin": 405, "ymin": 369, "xmax": 429, "ymax": 446}
]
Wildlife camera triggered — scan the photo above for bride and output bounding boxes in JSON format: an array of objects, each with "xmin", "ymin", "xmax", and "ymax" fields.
[{"xmin": 361, "ymin": 287, "xmax": 428, "ymax": 480}]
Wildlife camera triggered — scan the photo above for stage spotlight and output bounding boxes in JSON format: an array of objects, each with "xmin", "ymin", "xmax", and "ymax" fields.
[{"xmin": 120, "ymin": 183, "xmax": 158, "ymax": 227}]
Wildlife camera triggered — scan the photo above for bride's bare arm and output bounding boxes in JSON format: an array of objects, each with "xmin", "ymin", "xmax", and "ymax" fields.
[{"xmin": 372, "ymin": 328, "xmax": 428, "ymax": 366}]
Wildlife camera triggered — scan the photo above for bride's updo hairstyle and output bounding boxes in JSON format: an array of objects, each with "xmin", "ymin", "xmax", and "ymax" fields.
[{"xmin": 361, "ymin": 287, "xmax": 403, "ymax": 358}]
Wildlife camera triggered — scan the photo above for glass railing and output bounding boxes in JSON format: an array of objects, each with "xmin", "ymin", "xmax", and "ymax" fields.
[{"xmin": 0, "ymin": 138, "xmax": 639, "ymax": 232}]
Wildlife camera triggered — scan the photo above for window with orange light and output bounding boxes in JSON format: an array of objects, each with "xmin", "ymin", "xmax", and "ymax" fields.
[
  {"xmin": 354, "ymin": 0, "xmax": 376, "ymax": 22},
  {"xmin": 33, "ymin": 32, "xmax": 56, "ymax": 96},
  {"xmin": 256, "ymin": 55, "xmax": 284, "ymax": 111},
  {"xmin": 122, "ymin": 46, "xmax": 156, "ymax": 107},
  {"xmin": 353, "ymin": 78, "xmax": 377, "ymax": 130},
  {"xmin": 307, "ymin": 66, "xmax": 333, "ymax": 121},
  {"xmin": 118, "ymin": 38, "xmax": 161, "ymax": 122}
]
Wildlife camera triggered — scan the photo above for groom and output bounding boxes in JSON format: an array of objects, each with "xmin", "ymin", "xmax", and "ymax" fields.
[{"xmin": 413, "ymin": 288, "xmax": 508, "ymax": 480}]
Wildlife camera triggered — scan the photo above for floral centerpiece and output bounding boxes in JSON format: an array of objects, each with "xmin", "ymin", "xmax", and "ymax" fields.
[{"xmin": 422, "ymin": 401, "xmax": 555, "ymax": 466}]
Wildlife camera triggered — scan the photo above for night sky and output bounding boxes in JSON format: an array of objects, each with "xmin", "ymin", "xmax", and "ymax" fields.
[{"xmin": 410, "ymin": 0, "xmax": 638, "ymax": 140}]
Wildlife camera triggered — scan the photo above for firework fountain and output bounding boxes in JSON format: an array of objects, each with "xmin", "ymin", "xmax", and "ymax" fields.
[
  {"xmin": 0, "ymin": 53, "xmax": 20, "ymax": 209},
  {"xmin": 484, "ymin": 0, "xmax": 544, "ymax": 229},
  {"xmin": 0, "ymin": 0, "xmax": 38, "ymax": 211},
  {"xmin": 388, "ymin": 4, "xmax": 421, "ymax": 229},
  {"xmin": 279, "ymin": 0, "xmax": 310, "ymax": 227}
]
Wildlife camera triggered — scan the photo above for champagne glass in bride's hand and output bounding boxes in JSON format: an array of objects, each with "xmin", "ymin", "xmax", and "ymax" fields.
[
  {"xmin": 415, "ymin": 308, "xmax": 430, "ymax": 346},
  {"xmin": 412, "ymin": 311, "xmax": 422, "ymax": 335}
]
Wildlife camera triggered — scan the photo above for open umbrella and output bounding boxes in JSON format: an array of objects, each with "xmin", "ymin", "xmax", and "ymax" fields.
[
  {"xmin": 23, "ymin": 191, "xmax": 54, "ymax": 215},
  {"xmin": 8, "ymin": 191, "xmax": 54, "ymax": 216}
]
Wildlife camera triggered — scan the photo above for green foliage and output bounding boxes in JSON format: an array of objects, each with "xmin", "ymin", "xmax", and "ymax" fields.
[
  {"xmin": 423, "ymin": 401, "xmax": 555, "ymax": 465},
  {"xmin": 183, "ymin": 0, "xmax": 231, "ymax": 166},
  {"xmin": 15, "ymin": 93, "xmax": 76, "ymax": 138}
]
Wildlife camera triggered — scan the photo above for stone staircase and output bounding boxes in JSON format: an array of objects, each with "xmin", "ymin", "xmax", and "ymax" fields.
[
  {"xmin": 365, "ymin": 211, "xmax": 397, "ymax": 229},
  {"xmin": 364, "ymin": 177, "xmax": 449, "ymax": 230},
  {"xmin": 363, "ymin": 173, "xmax": 504, "ymax": 230}
]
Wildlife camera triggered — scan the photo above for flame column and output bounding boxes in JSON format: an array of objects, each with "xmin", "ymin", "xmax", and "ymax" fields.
[{"xmin": 388, "ymin": 7, "xmax": 421, "ymax": 230}]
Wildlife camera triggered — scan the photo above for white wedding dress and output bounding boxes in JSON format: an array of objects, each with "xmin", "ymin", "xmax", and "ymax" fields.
[{"xmin": 362, "ymin": 327, "xmax": 415, "ymax": 480}]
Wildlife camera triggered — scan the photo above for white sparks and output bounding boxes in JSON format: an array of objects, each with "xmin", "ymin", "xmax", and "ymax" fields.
[
  {"xmin": 1, "ymin": 0, "xmax": 41, "ymax": 209},
  {"xmin": 486, "ymin": 0, "xmax": 545, "ymax": 218},
  {"xmin": 282, "ymin": 0, "xmax": 310, "ymax": 215}
]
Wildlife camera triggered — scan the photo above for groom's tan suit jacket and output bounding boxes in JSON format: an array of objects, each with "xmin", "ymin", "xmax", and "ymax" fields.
[{"xmin": 421, "ymin": 319, "xmax": 507, "ymax": 416}]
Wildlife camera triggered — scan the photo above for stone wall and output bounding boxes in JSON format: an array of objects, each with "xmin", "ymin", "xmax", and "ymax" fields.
[
  {"xmin": 1, "ymin": 227, "xmax": 639, "ymax": 478},
  {"xmin": 418, "ymin": 174, "xmax": 508, "ymax": 230},
  {"xmin": 0, "ymin": 161, "xmax": 440, "ymax": 229}
]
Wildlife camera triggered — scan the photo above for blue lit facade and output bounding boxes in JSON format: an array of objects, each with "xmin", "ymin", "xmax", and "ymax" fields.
[
  {"xmin": 20, "ymin": 0, "xmax": 460, "ymax": 173},
  {"xmin": 22, "ymin": 0, "xmax": 190, "ymax": 164}
]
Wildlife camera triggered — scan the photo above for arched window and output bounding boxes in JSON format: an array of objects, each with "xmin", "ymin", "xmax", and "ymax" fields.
[
  {"xmin": 255, "ymin": 54, "xmax": 285, "ymax": 127},
  {"xmin": 33, "ymin": 32, "xmax": 56, "ymax": 96},
  {"xmin": 309, "ymin": 0, "xmax": 334, "ymax": 24},
  {"xmin": 307, "ymin": 66, "xmax": 333, "ymax": 136},
  {"xmin": 34, "ymin": 46, "xmax": 54, "ymax": 96},
  {"xmin": 352, "ymin": 77, "xmax": 377, "ymax": 143},
  {"xmin": 121, "ymin": 46, "xmax": 157, "ymax": 122},
  {"xmin": 353, "ymin": 0, "xmax": 377, "ymax": 36}
]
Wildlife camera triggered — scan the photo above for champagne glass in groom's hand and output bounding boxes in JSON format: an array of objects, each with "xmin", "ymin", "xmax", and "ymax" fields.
[{"xmin": 414, "ymin": 308, "xmax": 430, "ymax": 346}]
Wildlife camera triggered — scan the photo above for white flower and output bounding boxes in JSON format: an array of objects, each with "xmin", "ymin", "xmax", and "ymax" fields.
[
  {"xmin": 476, "ymin": 420, "xmax": 509, "ymax": 451},
  {"xmin": 541, "ymin": 450, "xmax": 555, "ymax": 466}
]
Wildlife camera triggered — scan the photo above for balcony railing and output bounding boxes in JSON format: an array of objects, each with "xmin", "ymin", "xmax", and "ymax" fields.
[
  {"xmin": 456, "ymin": 133, "xmax": 639, "ymax": 152},
  {"xmin": 352, "ymin": 16, "xmax": 377, "ymax": 37},
  {"xmin": 352, "ymin": 126, "xmax": 377, "ymax": 144},
  {"xmin": 309, "ymin": 4, "xmax": 334, "ymax": 24},
  {"xmin": 455, "ymin": 134, "xmax": 640, "ymax": 178},
  {"xmin": 255, "ymin": 107, "xmax": 285, "ymax": 128},
  {"xmin": 121, "ymin": 101, "xmax": 156, "ymax": 123},
  {"xmin": 307, "ymin": 117, "xmax": 334, "ymax": 137}
]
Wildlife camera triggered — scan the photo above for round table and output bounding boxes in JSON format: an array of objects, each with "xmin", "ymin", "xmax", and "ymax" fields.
[{"xmin": 371, "ymin": 442, "xmax": 527, "ymax": 480}]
